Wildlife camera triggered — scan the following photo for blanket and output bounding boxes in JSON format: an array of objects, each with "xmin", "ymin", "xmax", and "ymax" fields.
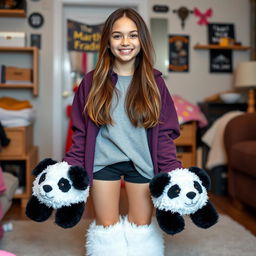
[{"xmin": 202, "ymin": 111, "xmax": 243, "ymax": 169}]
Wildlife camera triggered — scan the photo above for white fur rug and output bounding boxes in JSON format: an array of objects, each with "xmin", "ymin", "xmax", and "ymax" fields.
[{"xmin": 0, "ymin": 215, "xmax": 255, "ymax": 256}]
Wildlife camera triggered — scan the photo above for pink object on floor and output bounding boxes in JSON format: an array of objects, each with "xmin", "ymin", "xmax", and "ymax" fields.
[{"xmin": 0, "ymin": 250, "xmax": 16, "ymax": 256}]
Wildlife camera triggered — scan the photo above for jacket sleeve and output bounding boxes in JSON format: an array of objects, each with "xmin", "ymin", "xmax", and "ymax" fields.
[
  {"xmin": 63, "ymin": 78, "xmax": 87, "ymax": 167},
  {"xmin": 157, "ymin": 77, "xmax": 182, "ymax": 172}
]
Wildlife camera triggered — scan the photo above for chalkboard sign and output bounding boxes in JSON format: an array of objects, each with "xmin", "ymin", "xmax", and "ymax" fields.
[{"xmin": 208, "ymin": 23, "xmax": 235, "ymax": 44}]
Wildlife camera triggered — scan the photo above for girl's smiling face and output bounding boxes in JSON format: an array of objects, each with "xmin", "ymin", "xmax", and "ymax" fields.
[{"xmin": 110, "ymin": 16, "xmax": 141, "ymax": 69}]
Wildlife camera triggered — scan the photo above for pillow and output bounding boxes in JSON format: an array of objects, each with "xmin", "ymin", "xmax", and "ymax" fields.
[{"xmin": 172, "ymin": 95, "xmax": 208, "ymax": 128}]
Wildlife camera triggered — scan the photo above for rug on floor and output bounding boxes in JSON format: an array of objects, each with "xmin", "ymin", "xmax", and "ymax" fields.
[{"xmin": 0, "ymin": 214, "xmax": 255, "ymax": 256}]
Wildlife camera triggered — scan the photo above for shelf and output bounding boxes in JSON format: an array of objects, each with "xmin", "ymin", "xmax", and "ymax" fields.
[
  {"xmin": 0, "ymin": 46, "xmax": 36, "ymax": 52},
  {"xmin": 194, "ymin": 44, "xmax": 250, "ymax": 51},
  {"xmin": 0, "ymin": 47, "xmax": 39, "ymax": 96},
  {"xmin": 1, "ymin": 146, "xmax": 38, "ymax": 208},
  {"xmin": 0, "ymin": 9, "xmax": 26, "ymax": 17}
]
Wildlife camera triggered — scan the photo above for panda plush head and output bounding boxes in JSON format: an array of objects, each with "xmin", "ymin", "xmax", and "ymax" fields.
[
  {"xmin": 150, "ymin": 167, "xmax": 218, "ymax": 235},
  {"xmin": 151, "ymin": 168, "xmax": 208, "ymax": 215},
  {"xmin": 33, "ymin": 161, "xmax": 89, "ymax": 209},
  {"xmin": 26, "ymin": 158, "xmax": 90, "ymax": 229}
]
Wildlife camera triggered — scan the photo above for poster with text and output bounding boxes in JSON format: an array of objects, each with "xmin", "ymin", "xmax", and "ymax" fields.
[
  {"xmin": 208, "ymin": 23, "xmax": 235, "ymax": 45},
  {"xmin": 169, "ymin": 35, "xmax": 189, "ymax": 72},
  {"xmin": 210, "ymin": 50, "xmax": 233, "ymax": 73},
  {"xmin": 67, "ymin": 19, "xmax": 104, "ymax": 52}
]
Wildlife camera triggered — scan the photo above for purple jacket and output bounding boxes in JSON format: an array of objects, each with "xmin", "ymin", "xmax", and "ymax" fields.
[{"xmin": 63, "ymin": 69, "xmax": 182, "ymax": 184}]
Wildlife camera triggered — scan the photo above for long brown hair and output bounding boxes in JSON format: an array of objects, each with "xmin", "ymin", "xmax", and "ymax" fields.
[{"xmin": 85, "ymin": 8, "xmax": 161, "ymax": 128}]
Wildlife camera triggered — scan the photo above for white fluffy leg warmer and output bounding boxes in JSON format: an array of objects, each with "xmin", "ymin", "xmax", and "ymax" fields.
[
  {"xmin": 86, "ymin": 219, "xmax": 127, "ymax": 256},
  {"xmin": 123, "ymin": 216, "xmax": 165, "ymax": 256}
]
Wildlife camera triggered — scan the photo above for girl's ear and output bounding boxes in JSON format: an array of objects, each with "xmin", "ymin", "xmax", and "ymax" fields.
[
  {"xmin": 149, "ymin": 173, "xmax": 171, "ymax": 198},
  {"xmin": 32, "ymin": 158, "xmax": 57, "ymax": 176}
]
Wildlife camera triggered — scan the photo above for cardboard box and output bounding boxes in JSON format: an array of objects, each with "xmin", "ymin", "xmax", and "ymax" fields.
[
  {"xmin": 5, "ymin": 66, "xmax": 32, "ymax": 82},
  {"xmin": 0, "ymin": 32, "xmax": 26, "ymax": 47}
]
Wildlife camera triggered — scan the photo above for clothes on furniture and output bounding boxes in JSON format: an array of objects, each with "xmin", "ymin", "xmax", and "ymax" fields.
[{"xmin": 202, "ymin": 111, "xmax": 243, "ymax": 169}]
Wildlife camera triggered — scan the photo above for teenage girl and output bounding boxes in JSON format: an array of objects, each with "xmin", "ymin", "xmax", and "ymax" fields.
[{"xmin": 63, "ymin": 7, "xmax": 182, "ymax": 256}]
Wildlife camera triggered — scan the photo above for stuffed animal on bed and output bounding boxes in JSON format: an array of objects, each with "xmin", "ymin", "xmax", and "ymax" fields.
[
  {"xmin": 26, "ymin": 158, "xmax": 90, "ymax": 229},
  {"xmin": 149, "ymin": 167, "xmax": 218, "ymax": 235}
]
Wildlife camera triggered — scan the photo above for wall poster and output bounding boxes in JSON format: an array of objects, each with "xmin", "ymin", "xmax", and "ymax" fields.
[
  {"xmin": 210, "ymin": 50, "xmax": 233, "ymax": 73},
  {"xmin": 169, "ymin": 35, "xmax": 189, "ymax": 72},
  {"xmin": 208, "ymin": 23, "xmax": 235, "ymax": 44}
]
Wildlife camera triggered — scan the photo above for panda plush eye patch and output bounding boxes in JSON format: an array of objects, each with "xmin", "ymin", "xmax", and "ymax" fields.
[
  {"xmin": 39, "ymin": 172, "xmax": 46, "ymax": 184},
  {"xmin": 194, "ymin": 181, "xmax": 202, "ymax": 193},
  {"xmin": 167, "ymin": 184, "xmax": 181, "ymax": 199},
  {"xmin": 58, "ymin": 178, "xmax": 71, "ymax": 192}
]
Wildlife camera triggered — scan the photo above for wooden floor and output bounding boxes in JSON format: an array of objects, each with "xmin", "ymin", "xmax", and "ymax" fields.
[{"xmin": 2, "ymin": 193, "xmax": 256, "ymax": 236}]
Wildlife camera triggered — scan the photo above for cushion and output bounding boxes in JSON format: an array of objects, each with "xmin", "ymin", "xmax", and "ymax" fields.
[
  {"xmin": 230, "ymin": 141, "xmax": 256, "ymax": 177},
  {"xmin": 172, "ymin": 95, "xmax": 208, "ymax": 128}
]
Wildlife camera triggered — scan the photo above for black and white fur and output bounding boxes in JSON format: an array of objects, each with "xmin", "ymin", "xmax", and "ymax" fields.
[
  {"xmin": 150, "ymin": 167, "xmax": 218, "ymax": 235},
  {"xmin": 26, "ymin": 158, "xmax": 90, "ymax": 228}
]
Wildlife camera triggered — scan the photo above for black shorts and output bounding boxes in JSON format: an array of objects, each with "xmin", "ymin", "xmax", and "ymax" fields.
[{"xmin": 93, "ymin": 161, "xmax": 151, "ymax": 184}]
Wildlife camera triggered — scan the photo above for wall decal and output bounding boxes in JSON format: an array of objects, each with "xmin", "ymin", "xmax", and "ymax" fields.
[
  {"xmin": 194, "ymin": 8, "xmax": 213, "ymax": 25},
  {"xmin": 169, "ymin": 35, "xmax": 189, "ymax": 72},
  {"xmin": 173, "ymin": 7, "xmax": 194, "ymax": 29}
]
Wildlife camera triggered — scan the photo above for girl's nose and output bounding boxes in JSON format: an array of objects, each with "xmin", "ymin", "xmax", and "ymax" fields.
[{"xmin": 121, "ymin": 37, "xmax": 130, "ymax": 46}]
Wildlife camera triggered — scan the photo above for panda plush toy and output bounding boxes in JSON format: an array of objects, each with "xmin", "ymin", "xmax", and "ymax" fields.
[
  {"xmin": 26, "ymin": 158, "xmax": 90, "ymax": 229},
  {"xmin": 149, "ymin": 167, "xmax": 218, "ymax": 235}
]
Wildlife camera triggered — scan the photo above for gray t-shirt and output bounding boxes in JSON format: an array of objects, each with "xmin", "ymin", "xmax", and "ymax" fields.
[{"xmin": 93, "ymin": 75, "xmax": 154, "ymax": 179}]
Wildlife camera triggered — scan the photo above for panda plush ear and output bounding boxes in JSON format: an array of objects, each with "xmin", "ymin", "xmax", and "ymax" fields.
[
  {"xmin": 32, "ymin": 158, "xmax": 57, "ymax": 176},
  {"xmin": 149, "ymin": 172, "xmax": 170, "ymax": 198},
  {"xmin": 188, "ymin": 167, "xmax": 211, "ymax": 191},
  {"xmin": 68, "ymin": 166, "xmax": 89, "ymax": 190}
]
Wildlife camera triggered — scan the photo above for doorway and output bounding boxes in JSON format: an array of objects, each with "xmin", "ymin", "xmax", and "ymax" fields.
[{"xmin": 52, "ymin": 0, "xmax": 147, "ymax": 160}]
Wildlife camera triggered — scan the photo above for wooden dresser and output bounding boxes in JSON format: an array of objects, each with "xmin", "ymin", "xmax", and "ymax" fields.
[
  {"xmin": 0, "ymin": 125, "xmax": 38, "ymax": 207},
  {"xmin": 174, "ymin": 121, "xmax": 197, "ymax": 167}
]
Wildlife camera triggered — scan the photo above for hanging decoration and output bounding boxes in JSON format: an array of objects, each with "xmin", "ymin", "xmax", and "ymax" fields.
[
  {"xmin": 67, "ymin": 19, "xmax": 104, "ymax": 75},
  {"xmin": 194, "ymin": 8, "xmax": 213, "ymax": 25},
  {"xmin": 67, "ymin": 19, "xmax": 103, "ymax": 52},
  {"xmin": 173, "ymin": 6, "xmax": 194, "ymax": 29}
]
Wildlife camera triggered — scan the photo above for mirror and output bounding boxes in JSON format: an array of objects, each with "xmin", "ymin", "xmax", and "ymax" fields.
[{"xmin": 150, "ymin": 18, "xmax": 169, "ymax": 77}]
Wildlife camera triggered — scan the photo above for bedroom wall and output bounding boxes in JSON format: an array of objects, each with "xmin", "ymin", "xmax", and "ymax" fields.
[{"xmin": 148, "ymin": 0, "xmax": 250, "ymax": 103}]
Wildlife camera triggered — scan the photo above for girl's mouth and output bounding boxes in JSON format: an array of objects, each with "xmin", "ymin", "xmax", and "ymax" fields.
[{"xmin": 119, "ymin": 49, "xmax": 133, "ymax": 54}]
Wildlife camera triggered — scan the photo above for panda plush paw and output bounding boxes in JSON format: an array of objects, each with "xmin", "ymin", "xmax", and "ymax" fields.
[
  {"xmin": 26, "ymin": 158, "xmax": 90, "ymax": 228},
  {"xmin": 149, "ymin": 167, "xmax": 218, "ymax": 235},
  {"xmin": 26, "ymin": 195, "xmax": 53, "ymax": 222}
]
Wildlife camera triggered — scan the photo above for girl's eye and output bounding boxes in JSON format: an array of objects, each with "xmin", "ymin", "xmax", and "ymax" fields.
[
  {"xmin": 130, "ymin": 34, "xmax": 138, "ymax": 38},
  {"xmin": 113, "ymin": 34, "xmax": 121, "ymax": 39}
]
